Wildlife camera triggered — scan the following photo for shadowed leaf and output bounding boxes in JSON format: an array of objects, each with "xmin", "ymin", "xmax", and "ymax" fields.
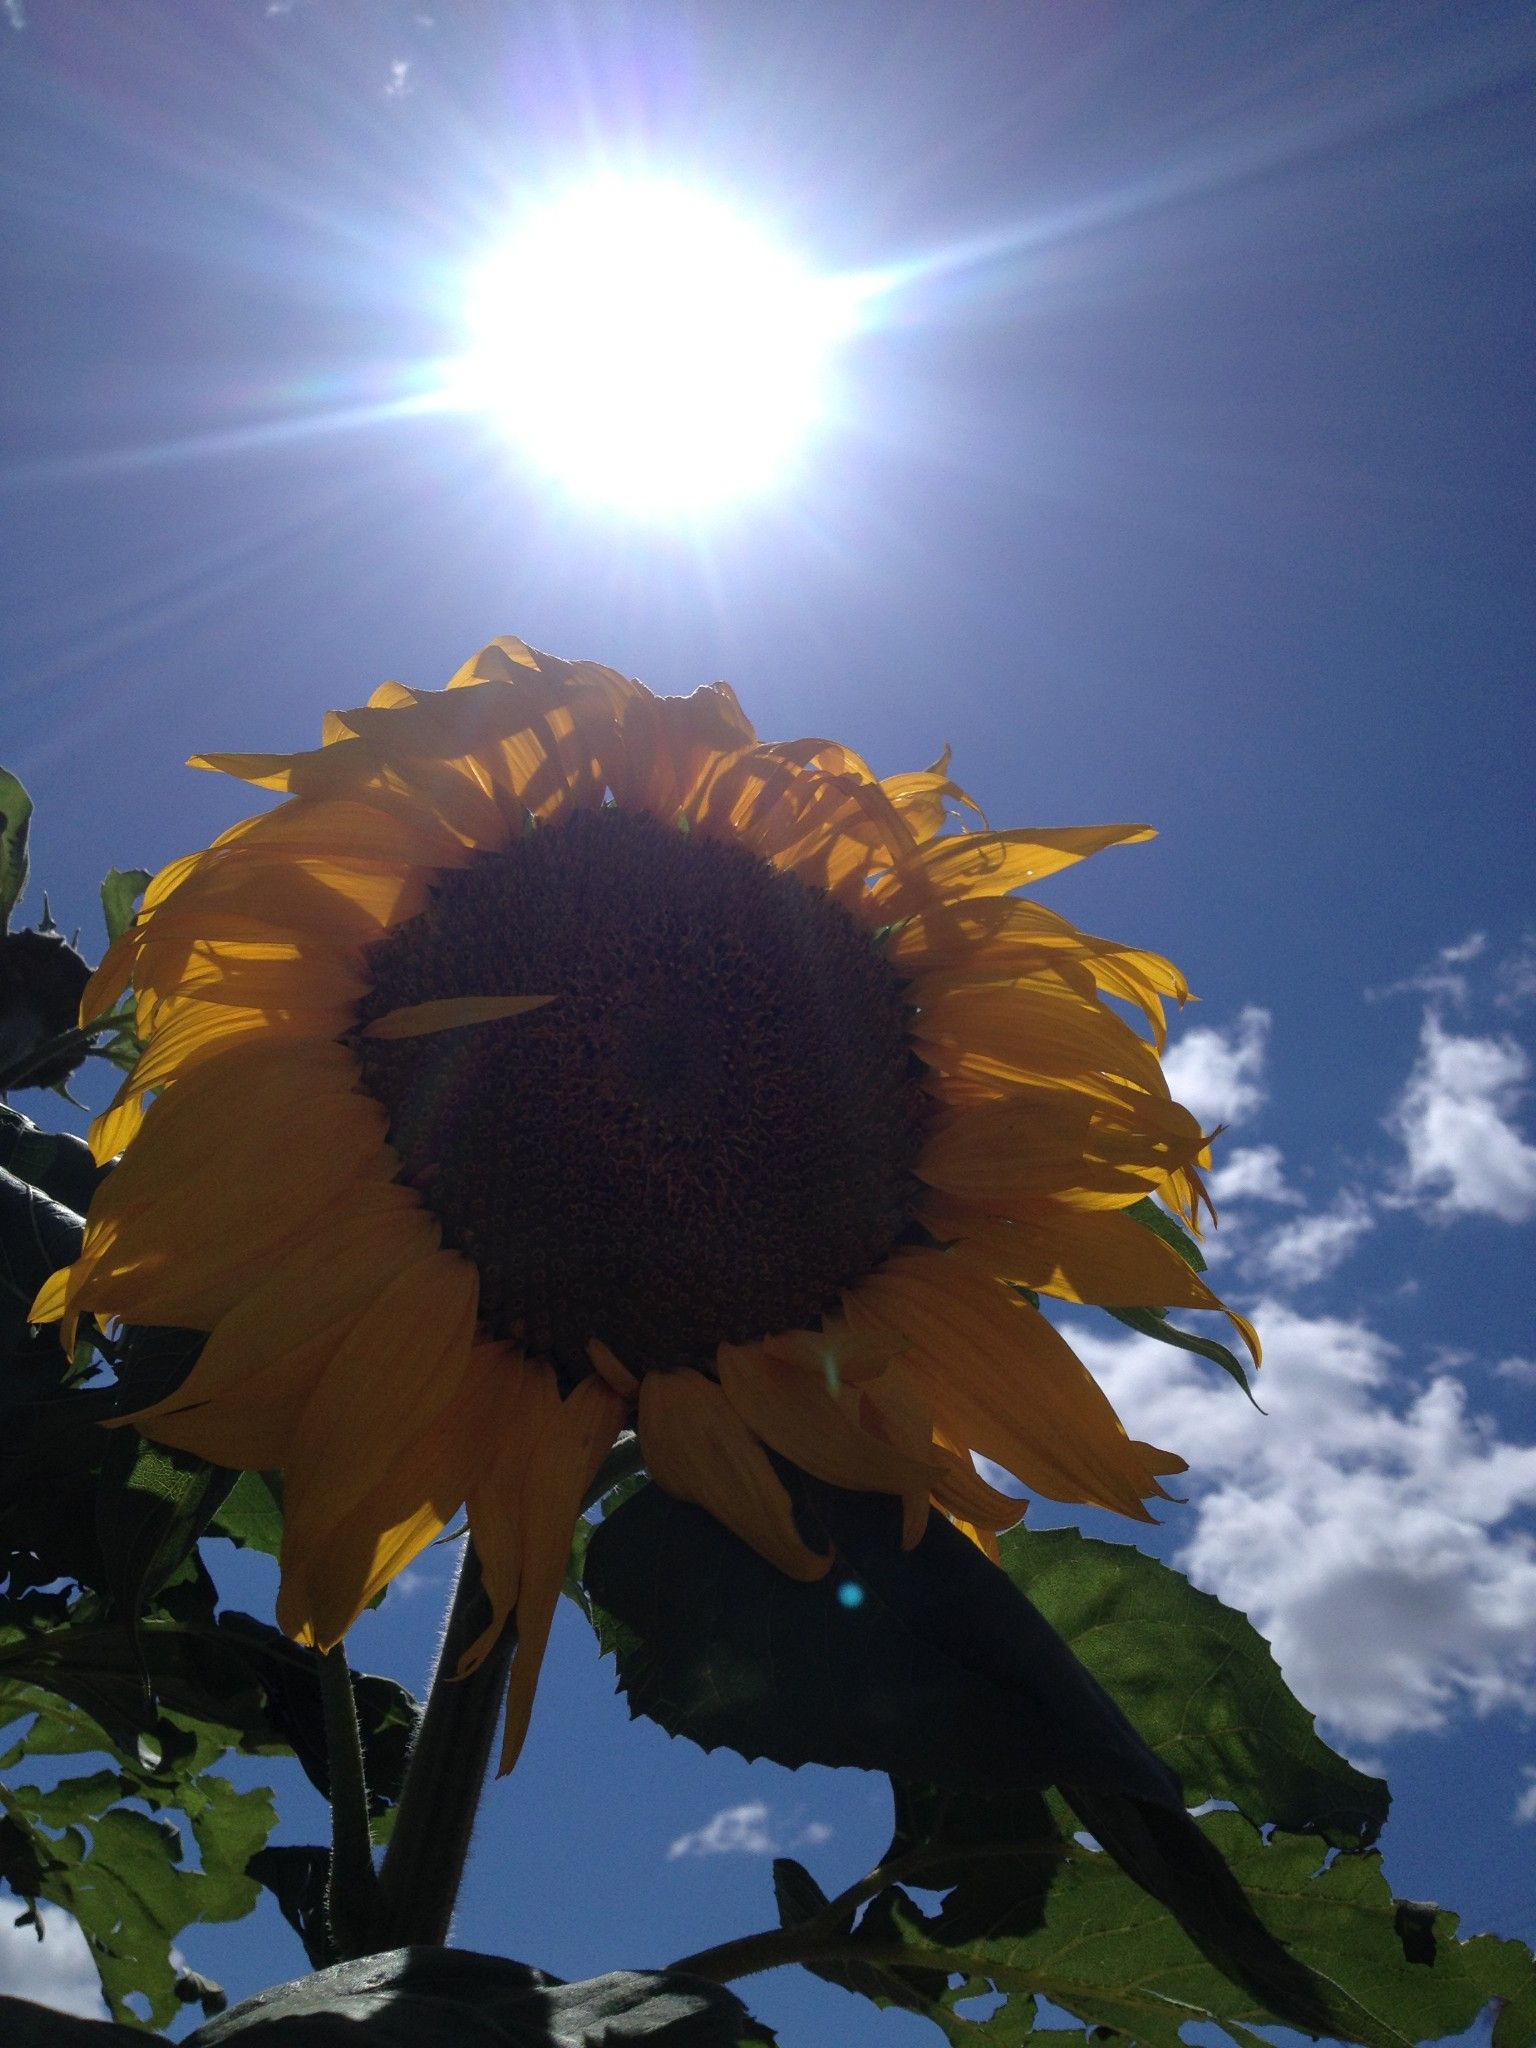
[{"xmin": 189, "ymin": 1949, "xmax": 774, "ymax": 2045}]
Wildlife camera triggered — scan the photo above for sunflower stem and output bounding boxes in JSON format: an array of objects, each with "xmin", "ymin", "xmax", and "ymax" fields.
[
  {"xmin": 375, "ymin": 1543, "xmax": 514, "ymax": 1948},
  {"xmin": 318, "ymin": 1644, "xmax": 382, "ymax": 1961}
]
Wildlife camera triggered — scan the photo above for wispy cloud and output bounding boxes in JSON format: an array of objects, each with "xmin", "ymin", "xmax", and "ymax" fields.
[
  {"xmin": 0, "ymin": 1903, "xmax": 107, "ymax": 2019},
  {"xmin": 1254, "ymin": 1190, "xmax": 1375, "ymax": 1288},
  {"xmin": 1208, "ymin": 1143, "xmax": 1302, "ymax": 1207},
  {"xmin": 1515, "ymin": 1768, "xmax": 1536, "ymax": 1825},
  {"xmin": 384, "ymin": 59, "xmax": 413, "ymax": 99},
  {"xmin": 1386, "ymin": 1015, "xmax": 1536, "ymax": 1223},
  {"xmin": 667, "ymin": 1802, "xmax": 831, "ymax": 1860},
  {"xmin": 1367, "ymin": 932, "xmax": 1487, "ymax": 1009},
  {"xmin": 1161, "ymin": 1007, "xmax": 1270, "ymax": 1129}
]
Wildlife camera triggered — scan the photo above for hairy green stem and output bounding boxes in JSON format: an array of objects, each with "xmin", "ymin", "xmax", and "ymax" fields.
[
  {"xmin": 371, "ymin": 1434, "xmax": 642, "ymax": 1949},
  {"xmin": 375, "ymin": 1544, "xmax": 514, "ymax": 1948},
  {"xmin": 318, "ymin": 1644, "xmax": 382, "ymax": 1961}
]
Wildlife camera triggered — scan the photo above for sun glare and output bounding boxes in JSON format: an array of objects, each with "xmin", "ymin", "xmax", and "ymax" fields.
[{"xmin": 458, "ymin": 180, "xmax": 848, "ymax": 516}]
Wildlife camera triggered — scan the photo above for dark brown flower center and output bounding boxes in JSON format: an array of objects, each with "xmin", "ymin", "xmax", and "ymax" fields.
[{"xmin": 354, "ymin": 807, "xmax": 928, "ymax": 1384}]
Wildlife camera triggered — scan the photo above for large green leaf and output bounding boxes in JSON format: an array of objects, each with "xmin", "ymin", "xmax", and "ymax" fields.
[
  {"xmin": 0, "ymin": 766, "xmax": 33, "ymax": 933},
  {"xmin": 0, "ymin": 1164, "xmax": 83, "ymax": 1364},
  {"xmin": 0, "ymin": 1997, "xmax": 142, "ymax": 2044},
  {"xmin": 995, "ymin": 1525, "xmax": 1387, "ymax": 1847},
  {"xmin": 95, "ymin": 1431, "xmax": 238, "ymax": 1630},
  {"xmin": 0, "ymin": 1692, "xmax": 273, "ymax": 2031},
  {"xmin": 584, "ymin": 1478, "xmax": 1181, "ymax": 1809},
  {"xmin": 189, "ymin": 1949, "xmax": 773, "ymax": 2046},
  {"xmin": 0, "ymin": 1104, "xmax": 105, "ymax": 1216},
  {"xmin": 0, "ymin": 1579, "xmax": 417, "ymax": 1813},
  {"xmin": 795, "ymin": 1804, "xmax": 1533, "ymax": 2048}
]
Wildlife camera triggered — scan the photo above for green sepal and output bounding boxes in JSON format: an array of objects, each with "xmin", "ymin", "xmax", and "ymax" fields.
[
  {"xmin": 1124, "ymin": 1193, "xmax": 1207, "ymax": 1272},
  {"xmin": 98, "ymin": 869, "xmax": 149, "ymax": 947},
  {"xmin": 1106, "ymin": 1302, "xmax": 1257, "ymax": 1399}
]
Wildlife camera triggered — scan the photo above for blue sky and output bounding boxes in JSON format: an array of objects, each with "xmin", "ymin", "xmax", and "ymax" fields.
[{"xmin": 2, "ymin": 3, "xmax": 1534, "ymax": 2041}]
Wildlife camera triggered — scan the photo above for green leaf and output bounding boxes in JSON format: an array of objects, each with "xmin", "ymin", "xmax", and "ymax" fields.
[
  {"xmin": 0, "ymin": 1689, "xmax": 273, "ymax": 2030},
  {"xmin": 1106, "ymin": 1303, "xmax": 1256, "ymax": 1398},
  {"xmin": 189, "ymin": 1950, "xmax": 774, "ymax": 2046},
  {"xmin": 0, "ymin": 1995, "xmax": 143, "ymax": 2043},
  {"xmin": 1124, "ymin": 1193, "xmax": 1207, "ymax": 1273},
  {"xmin": 584, "ymin": 1482, "xmax": 1391, "ymax": 2032},
  {"xmin": 98, "ymin": 870, "xmax": 149, "ymax": 947},
  {"xmin": 812, "ymin": 1807, "xmax": 1533, "ymax": 2048},
  {"xmin": 0, "ymin": 1104, "xmax": 105, "ymax": 1215},
  {"xmin": 583, "ymin": 1477, "xmax": 1181, "ymax": 1810},
  {"xmin": 246, "ymin": 1844, "xmax": 334, "ymax": 1970},
  {"xmin": 208, "ymin": 1470, "xmax": 284, "ymax": 1560},
  {"xmin": 0, "ymin": 1164, "xmax": 83, "ymax": 1364},
  {"xmin": 0, "ymin": 767, "xmax": 33, "ymax": 934},
  {"xmin": 996, "ymin": 1524, "xmax": 1388, "ymax": 1847},
  {"xmin": 95, "ymin": 1431, "xmax": 238, "ymax": 1631},
  {"xmin": 773, "ymin": 1855, "xmax": 946, "ymax": 2015},
  {"xmin": 0, "ymin": 1582, "xmax": 417, "ymax": 1815}
]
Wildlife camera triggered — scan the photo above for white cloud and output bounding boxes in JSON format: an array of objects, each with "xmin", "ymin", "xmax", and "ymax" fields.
[
  {"xmin": 1496, "ymin": 938, "xmax": 1536, "ymax": 1013},
  {"xmin": 384, "ymin": 58, "xmax": 412, "ymax": 98},
  {"xmin": 1208, "ymin": 1144, "xmax": 1302, "ymax": 1207},
  {"xmin": 1075, "ymin": 1304, "xmax": 1536, "ymax": 1743},
  {"xmin": 1254, "ymin": 1191, "xmax": 1375, "ymax": 1288},
  {"xmin": 0, "ymin": 1902, "xmax": 107, "ymax": 2019},
  {"xmin": 1495, "ymin": 1356, "xmax": 1536, "ymax": 1385},
  {"xmin": 1161, "ymin": 1008, "xmax": 1270, "ymax": 1129},
  {"xmin": 1387, "ymin": 1015, "xmax": 1536, "ymax": 1223},
  {"xmin": 1368, "ymin": 932, "xmax": 1487, "ymax": 1008},
  {"xmin": 1515, "ymin": 1768, "xmax": 1536, "ymax": 1825},
  {"xmin": 667, "ymin": 1802, "xmax": 831, "ymax": 1860}
]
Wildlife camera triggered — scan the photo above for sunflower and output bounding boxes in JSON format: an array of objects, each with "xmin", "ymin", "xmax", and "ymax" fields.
[{"xmin": 34, "ymin": 638, "xmax": 1253, "ymax": 1773}]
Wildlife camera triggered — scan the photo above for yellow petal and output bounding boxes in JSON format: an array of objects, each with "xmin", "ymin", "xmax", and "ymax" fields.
[
  {"xmin": 360, "ymin": 994, "xmax": 553, "ymax": 1039},
  {"xmin": 873, "ymin": 822, "xmax": 1156, "ymax": 918},
  {"xmin": 457, "ymin": 1352, "xmax": 559, "ymax": 1677},
  {"xmin": 638, "ymin": 1367, "xmax": 830, "ymax": 1581},
  {"xmin": 911, "ymin": 969, "xmax": 1170, "ymax": 1104},
  {"xmin": 285, "ymin": 1345, "xmax": 504, "ymax": 1650},
  {"xmin": 918, "ymin": 1085, "xmax": 1207, "ymax": 1212},
  {"xmin": 922, "ymin": 1194, "xmax": 1259, "ymax": 1364},
  {"xmin": 124, "ymin": 1183, "xmax": 444, "ymax": 1467},
  {"xmin": 495, "ymin": 1374, "xmax": 624, "ymax": 1775},
  {"xmin": 60, "ymin": 1043, "xmax": 393, "ymax": 1335},
  {"xmin": 844, "ymin": 1250, "xmax": 1184, "ymax": 1518},
  {"xmin": 278, "ymin": 1248, "xmax": 479, "ymax": 1585},
  {"xmin": 715, "ymin": 1340, "xmax": 934, "ymax": 1537}
]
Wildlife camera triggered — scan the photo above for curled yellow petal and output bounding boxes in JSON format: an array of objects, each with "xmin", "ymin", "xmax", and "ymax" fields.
[{"xmin": 359, "ymin": 993, "xmax": 553, "ymax": 1039}]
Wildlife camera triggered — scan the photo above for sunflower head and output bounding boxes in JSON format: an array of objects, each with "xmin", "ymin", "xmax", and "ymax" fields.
[{"xmin": 35, "ymin": 638, "xmax": 1252, "ymax": 1771}]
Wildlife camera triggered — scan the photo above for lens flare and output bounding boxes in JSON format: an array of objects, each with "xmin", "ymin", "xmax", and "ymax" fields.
[{"xmin": 457, "ymin": 179, "xmax": 849, "ymax": 515}]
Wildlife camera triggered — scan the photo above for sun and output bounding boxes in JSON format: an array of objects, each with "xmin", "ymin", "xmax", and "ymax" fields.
[{"xmin": 457, "ymin": 179, "xmax": 849, "ymax": 515}]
